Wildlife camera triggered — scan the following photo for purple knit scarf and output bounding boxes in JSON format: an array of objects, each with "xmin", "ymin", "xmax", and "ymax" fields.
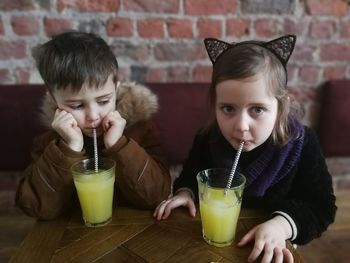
[{"xmin": 210, "ymin": 119, "xmax": 305, "ymax": 197}]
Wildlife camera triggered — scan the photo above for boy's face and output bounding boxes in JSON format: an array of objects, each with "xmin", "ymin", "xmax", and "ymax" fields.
[
  {"xmin": 215, "ymin": 74, "xmax": 278, "ymax": 152},
  {"xmin": 52, "ymin": 75, "xmax": 117, "ymax": 137}
]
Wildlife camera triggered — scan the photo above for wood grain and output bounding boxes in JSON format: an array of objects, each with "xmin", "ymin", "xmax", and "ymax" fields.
[{"xmin": 9, "ymin": 206, "xmax": 304, "ymax": 263}]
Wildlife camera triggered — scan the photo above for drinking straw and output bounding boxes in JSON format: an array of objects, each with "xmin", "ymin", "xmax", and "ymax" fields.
[
  {"xmin": 93, "ymin": 128, "xmax": 98, "ymax": 173},
  {"xmin": 226, "ymin": 141, "xmax": 244, "ymax": 191}
]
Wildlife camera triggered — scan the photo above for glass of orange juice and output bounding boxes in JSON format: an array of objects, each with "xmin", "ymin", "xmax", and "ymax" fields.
[
  {"xmin": 71, "ymin": 158, "xmax": 116, "ymax": 227},
  {"xmin": 197, "ymin": 168, "xmax": 245, "ymax": 247}
]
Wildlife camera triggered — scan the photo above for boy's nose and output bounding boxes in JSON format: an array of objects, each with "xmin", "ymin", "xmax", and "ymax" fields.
[{"xmin": 86, "ymin": 108, "xmax": 99, "ymax": 123}]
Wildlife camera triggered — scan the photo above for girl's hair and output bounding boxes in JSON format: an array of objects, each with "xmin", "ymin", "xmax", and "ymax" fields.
[
  {"xmin": 33, "ymin": 31, "xmax": 118, "ymax": 93},
  {"xmin": 207, "ymin": 43, "xmax": 300, "ymax": 146}
]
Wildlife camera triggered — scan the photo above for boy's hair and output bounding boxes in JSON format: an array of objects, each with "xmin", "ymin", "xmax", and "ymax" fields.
[
  {"xmin": 33, "ymin": 31, "xmax": 118, "ymax": 93},
  {"xmin": 206, "ymin": 43, "xmax": 300, "ymax": 146}
]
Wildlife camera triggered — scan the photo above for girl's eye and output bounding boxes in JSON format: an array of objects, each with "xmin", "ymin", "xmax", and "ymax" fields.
[
  {"xmin": 251, "ymin": 107, "xmax": 265, "ymax": 116},
  {"xmin": 221, "ymin": 105, "xmax": 234, "ymax": 114}
]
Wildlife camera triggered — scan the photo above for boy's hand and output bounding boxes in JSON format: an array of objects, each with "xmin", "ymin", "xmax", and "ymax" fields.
[
  {"xmin": 237, "ymin": 216, "xmax": 294, "ymax": 263},
  {"xmin": 153, "ymin": 190, "xmax": 196, "ymax": 220},
  {"xmin": 52, "ymin": 109, "xmax": 83, "ymax": 152},
  {"xmin": 102, "ymin": 110, "xmax": 126, "ymax": 149}
]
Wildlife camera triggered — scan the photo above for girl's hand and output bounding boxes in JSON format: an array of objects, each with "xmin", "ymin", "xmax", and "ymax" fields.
[
  {"xmin": 102, "ymin": 110, "xmax": 126, "ymax": 149},
  {"xmin": 237, "ymin": 216, "xmax": 294, "ymax": 263},
  {"xmin": 153, "ymin": 190, "xmax": 196, "ymax": 220},
  {"xmin": 52, "ymin": 109, "xmax": 83, "ymax": 152}
]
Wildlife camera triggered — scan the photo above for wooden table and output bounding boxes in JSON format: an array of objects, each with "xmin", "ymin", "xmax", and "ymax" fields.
[{"xmin": 10, "ymin": 207, "xmax": 304, "ymax": 263}]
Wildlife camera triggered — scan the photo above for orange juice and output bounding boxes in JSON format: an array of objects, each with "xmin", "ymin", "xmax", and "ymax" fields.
[
  {"xmin": 199, "ymin": 188, "xmax": 241, "ymax": 246},
  {"xmin": 71, "ymin": 158, "xmax": 116, "ymax": 227},
  {"xmin": 74, "ymin": 170, "xmax": 115, "ymax": 226},
  {"xmin": 197, "ymin": 168, "xmax": 245, "ymax": 247}
]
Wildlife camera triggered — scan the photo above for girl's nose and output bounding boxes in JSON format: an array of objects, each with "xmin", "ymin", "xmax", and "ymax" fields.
[{"xmin": 235, "ymin": 113, "xmax": 250, "ymax": 132}]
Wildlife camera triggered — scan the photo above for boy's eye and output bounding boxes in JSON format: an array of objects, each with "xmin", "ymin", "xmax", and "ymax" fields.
[
  {"xmin": 69, "ymin": 104, "xmax": 83, "ymax": 110},
  {"xmin": 98, "ymin": 99, "xmax": 110, "ymax": 105}
]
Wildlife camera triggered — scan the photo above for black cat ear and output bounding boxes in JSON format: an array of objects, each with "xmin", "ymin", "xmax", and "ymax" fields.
[
  {"xmin": 204, "ymin": 38, "xmax": 231, "ymax": 64},
  {"xmin": 264, "ymin": 34, "xmax": 296, "ymax": 66}
]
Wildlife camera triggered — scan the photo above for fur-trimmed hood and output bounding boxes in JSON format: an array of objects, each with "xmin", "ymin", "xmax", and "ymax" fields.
[{"xmin": 41, "ymin": 82, "xmax": 158, "ymax": 128}]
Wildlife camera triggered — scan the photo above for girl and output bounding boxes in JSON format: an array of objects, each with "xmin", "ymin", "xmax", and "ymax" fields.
[{"xmin": 154, "ymin": 35, "xmax": 336, "ymax": 263}]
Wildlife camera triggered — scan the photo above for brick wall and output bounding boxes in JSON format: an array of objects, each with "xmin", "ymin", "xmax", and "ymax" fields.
[
  {"xmin": 0, "ymin": 0, "xmax": 349, "ymax": 191},
  {"xmin": 0, "ymin": 0, "xmax": 349, "ymax": 123}
]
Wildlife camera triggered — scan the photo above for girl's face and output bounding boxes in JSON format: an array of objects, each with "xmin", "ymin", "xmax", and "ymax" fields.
[
  {"xmin": 53, "ymin": 75, "xmax": 117, "ymax": 137},
  {"xmin": 215, "ymin": 74, "xmax": 278, "ymax": 152}
]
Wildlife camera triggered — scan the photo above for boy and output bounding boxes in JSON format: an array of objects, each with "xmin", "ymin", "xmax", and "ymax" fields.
[{"xmin": 16, "ymin": 31, "xmax": 171, "ymax": 219}]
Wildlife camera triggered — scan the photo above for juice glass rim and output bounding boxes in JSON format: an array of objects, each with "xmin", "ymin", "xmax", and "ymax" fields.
[
  {"xmin": 196, "ymin": 168, "xmax": 246, "ymax": 191},
  {"xmin": 71, "ymin": 158, "xmax": 116, "ymax": 181}
]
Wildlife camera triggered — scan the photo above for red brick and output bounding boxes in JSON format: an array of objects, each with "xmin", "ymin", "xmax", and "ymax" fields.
[
  {"xmin": 283, "ymin": 19, "xmax": 306, "ymax": 36},
  {"xmin": 185, "ymin": 0, "xmax": 237, "ymax": 15},
  {"xmin": 288, "ymin": 86, "xmax": 314, "ymax": 103},
  {"xmin": 0, "ymin": 17, "xmax": 4, "ymax": 35},
  {"xmin": 57, "ymin": 0, "xmax": 120, "ymax": 12},
  {"xmin": 299, "ymin": 66, "xmax": 319, "ymax": 84},
  {"xmin": 320, "ymin": 44, "xmax": 350, "ymax": 61},
  {"xmin": 323, "ymin": 66, "xmax": 346, "ymax": 79},
  {"xmin": 117, "ymin": 67, "xmax": 129, "ymax": 82},
  {"xmin": 192, "ymin": 66, "xmax": 212, "ymax": 82},
  {"xmin": 226, "ymin": 18, "xmax": 250, "ymax": 38},
  {"xmin": 340, "ymin": 22, "xmax": 350, "ymax": 38},
  {"xmin": 107, "ymin": 18, "xmax": 133, "ymax": 37},
  {"xmin": 0, "ymin": 69, "xmax": 11, "ymax": 84},
  {"xmin": 137, "ymin": 19, "xmax": 164, "ymax": 38},
  {"xmin": 44, "ymin": 17, "xmax": 74, "ymax": 37},
  {"xmin": 305, "ymin": 0, "xmax": 348, "ymax": 16},
  {"xmin": 11, "ymin": 16, "xmax": 39, "ymax": 36},
  {"xmin": 254, "ymin": 19, "xmax": 278, "ymax": 37},
  {"xmin": 146, "ymin": 68, "xmax": 167, "ymax": 82},
  {"xmin": 0, "ymin": 0, "xmax": 35, "ymax": 11},
  {"xmin": 154, "ymin": 42, "xmax": 206, "ymax": 61},
  {"xmin": 167, "ymin": 19, "xmax": 193, "ymax": 38},
  {"xmin": 124, "ymin": 0, "xmax": 179, "ymax": 13},
  {"xmin": 15, "ymin": 68, "xmax": 30, "ymax": 83},
  {"xmin": 310, "ymin": 20, "xmax": 335, "ymax": 39},
  {"xmin": 0, "ymin": 40, "xmax": 26, "ymax": 59},
  {"xmin": 286, "ymin": 64, "xmax": 297, "ymax": 82},
  {"xmin": 197, "ymin": 19, "xmax": 222, "ymax": 38},
  {"xmin": 167, "ymin": 66, "xmax": 190, "ymax": 82},
  {"xmin": 292, "ymin": 45, "xmax": 314, "ymax": 62}
]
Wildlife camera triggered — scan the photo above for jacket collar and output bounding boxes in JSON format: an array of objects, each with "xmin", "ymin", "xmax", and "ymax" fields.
[{"xmin": 40, "ymin": 81, "xmax": 158, "ymax": 128}]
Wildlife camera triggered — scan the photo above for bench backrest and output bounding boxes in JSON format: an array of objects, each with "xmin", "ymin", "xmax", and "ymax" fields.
[{"xmin": 0, "ymin": 83, "xmax": 209, "ymax": 170}]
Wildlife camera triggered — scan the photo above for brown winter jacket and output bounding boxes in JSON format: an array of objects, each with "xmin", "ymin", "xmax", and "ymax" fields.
[{"xmin": 15, "ymin": 82, "xmax": 172, "ymax": 220}]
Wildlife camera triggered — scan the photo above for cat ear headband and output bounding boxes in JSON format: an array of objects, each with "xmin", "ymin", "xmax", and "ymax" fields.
[{"xmin": 204, "ymin": 34, "xmax": 296, "ymax": 69}]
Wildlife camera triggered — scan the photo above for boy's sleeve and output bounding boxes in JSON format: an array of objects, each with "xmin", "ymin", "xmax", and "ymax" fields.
[
  {"xmin": 15, "ymin": 131, "xmax": 85, "ymax": 219},
  {"xmin": 103, "ymin": 120, "xmax": 172, "ymax": 209}
]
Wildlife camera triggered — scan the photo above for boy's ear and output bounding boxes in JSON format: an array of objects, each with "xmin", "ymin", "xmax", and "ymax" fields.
[{"xmin": 47, "ymin": 91, "xmax": 58, "ymax": 108}]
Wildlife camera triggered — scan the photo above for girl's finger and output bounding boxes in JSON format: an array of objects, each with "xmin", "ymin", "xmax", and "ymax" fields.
[
  {"xmin": 247, "ymin": 239, "xmax": 264, "ymax": 263},
  {"xmin": 282, "ymin": 248, "xmax": 294, "ymax": 263}
]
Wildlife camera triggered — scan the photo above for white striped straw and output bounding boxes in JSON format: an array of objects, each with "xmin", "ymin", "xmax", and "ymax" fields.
[
  {"xmin": 93, "ymin": 128, "xmax": 98, "ymax": 173},
  {"xmin": 226, "ymin": 141, "xmax": 244, "ymax": 191}
]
